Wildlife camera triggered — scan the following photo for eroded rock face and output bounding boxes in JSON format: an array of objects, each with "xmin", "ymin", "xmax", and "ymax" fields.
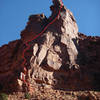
[
  {"xmin": 0, "ymin": 0, "xmax": 100, "ymax": 92},
  {"xmin": 0, "ymin": 40, "xmax": 23, "ymax": 92},
  {"xmin": 28, "ymin": 3, "xmax": 79, "ymax": 89},
  {"xmin": 21, "ymin": 14, "xmax": 48, "ymax": 43},
  {"xmin": 78, "ymin": 33, "xmax": 100, "ymax": 90}
]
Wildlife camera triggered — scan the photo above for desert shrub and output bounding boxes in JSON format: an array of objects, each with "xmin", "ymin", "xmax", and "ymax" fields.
[
  {"xmin": 0, "ymin": 93, "xmax": 8, "ymax": 100},
  {"xmin": 24, "ymin": 92, "xmax": 31, "ymax": 99}
]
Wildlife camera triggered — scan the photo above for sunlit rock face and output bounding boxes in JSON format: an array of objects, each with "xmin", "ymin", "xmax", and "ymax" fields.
[
  {"xmin": 29, "ymin": 1, "xmax": 79, "ymax": 89},
  {"xmin": 0, "ymin": 0, "xmax": 100, "ymax": 93}
]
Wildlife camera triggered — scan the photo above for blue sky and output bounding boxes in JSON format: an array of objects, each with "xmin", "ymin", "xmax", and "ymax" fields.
[{"xmin": 0, "ymin": 0, "xmax": 100, "ymax": 46}]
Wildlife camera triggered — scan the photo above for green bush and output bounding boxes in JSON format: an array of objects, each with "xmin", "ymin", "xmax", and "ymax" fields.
[
  {"xmin": 0, "ymin": 93, "xmax": 8, "ymax": 100},
  {"xmin": 25, "ymin": 92, "xmax": 31, "ymax": 100}
]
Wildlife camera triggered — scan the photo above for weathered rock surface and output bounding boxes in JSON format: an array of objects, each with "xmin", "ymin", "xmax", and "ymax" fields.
[
  {"xmin": 28, "ymin": 2, "xmax": 79, "ymax": 90},
  {"xmin": 0, "ymin": 1, "xmax": 100, "ymax": 97},
  {"xmin": 0, "ymin": 40, "xmax": 23, "ymax": 92}
]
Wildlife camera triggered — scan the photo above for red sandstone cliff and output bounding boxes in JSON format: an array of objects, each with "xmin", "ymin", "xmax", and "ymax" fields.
[{"xmin": 0, "ymin": 0, "xmax": 100, "ymax": 99}]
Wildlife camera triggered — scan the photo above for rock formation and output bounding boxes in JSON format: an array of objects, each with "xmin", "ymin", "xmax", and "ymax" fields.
[
  {"xmin": 0, "ymin": 1, "xmax": 100, "ymax": 98},
  {"xmin": 28, "ymin": 1, "xmax": 79, "ymax": 90}
]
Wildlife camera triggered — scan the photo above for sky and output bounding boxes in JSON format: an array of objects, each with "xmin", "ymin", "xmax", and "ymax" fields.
[{"xmin": 0, "ymin": 0, "xmax": 100, "ymax": 46}]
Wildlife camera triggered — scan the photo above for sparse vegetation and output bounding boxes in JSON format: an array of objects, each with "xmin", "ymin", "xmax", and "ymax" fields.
[
  {"xmin": 0, "ymin": 93, "xmax": 8, "ymax": 100},
  {"xmin": 24, "ymin": 92, "xmax": 31, "ymax": 99}
]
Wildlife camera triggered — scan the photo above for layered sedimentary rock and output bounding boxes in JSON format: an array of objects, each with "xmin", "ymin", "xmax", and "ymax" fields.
[{"xmin": 0, "ymin": 0, "xmax": 100, "ymax": 93}]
